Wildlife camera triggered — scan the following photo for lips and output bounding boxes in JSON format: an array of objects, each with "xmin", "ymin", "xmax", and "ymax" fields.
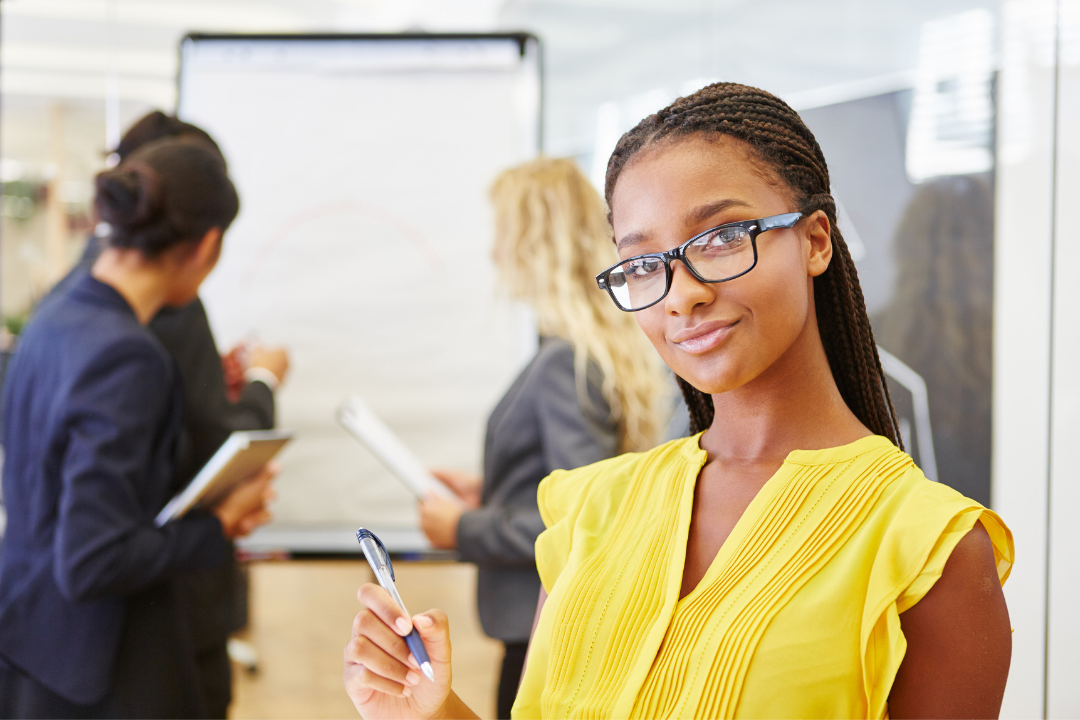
[{"xmin": 671, "ymin": 320, "xmax": 738, "ymax": 354}]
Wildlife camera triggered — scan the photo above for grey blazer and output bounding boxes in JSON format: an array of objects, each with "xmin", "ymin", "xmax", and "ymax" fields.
[{"xmin": 457, "ymin": 337, "xmax": 618, "ymax": 642}]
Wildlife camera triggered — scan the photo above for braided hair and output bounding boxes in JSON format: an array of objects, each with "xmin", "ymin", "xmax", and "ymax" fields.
[{"xmin": 605, "ymin": 82, "xmax": 902, "ymax": 447}]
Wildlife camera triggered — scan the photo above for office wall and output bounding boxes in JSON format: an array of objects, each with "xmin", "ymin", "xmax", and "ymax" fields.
[{"xmin": 1046, "ymin": 1, "xmax": 1080, "ymax": 715}]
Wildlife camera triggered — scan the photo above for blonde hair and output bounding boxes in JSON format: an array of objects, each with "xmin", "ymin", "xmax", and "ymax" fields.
[{"xmin": 490, "ymin": 157, "xmax": 666, "ymax": 452}]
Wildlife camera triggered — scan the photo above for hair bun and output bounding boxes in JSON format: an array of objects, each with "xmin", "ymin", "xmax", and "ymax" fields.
[{"xmin": 94, "ymin": 162, "xmax": 163, "ymax": 230}]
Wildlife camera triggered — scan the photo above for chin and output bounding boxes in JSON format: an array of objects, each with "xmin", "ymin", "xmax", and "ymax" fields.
[
  {"xmin": 667, "ymin": 332, "xmax": 783, "ymax": 396},
  {"xmin": 671, "ymin": 359, "xmax": 746, "ymax": 396}
]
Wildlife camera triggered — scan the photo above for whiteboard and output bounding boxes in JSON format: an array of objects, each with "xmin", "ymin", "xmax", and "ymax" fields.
[{"xmin": 178, "ymin": 34, "xmax": 541, "ymax": 528}]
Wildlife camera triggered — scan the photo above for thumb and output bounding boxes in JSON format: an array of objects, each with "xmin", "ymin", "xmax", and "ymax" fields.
[{"xmin": 411, "ymin": 610, "xmax": 451, "ymax": 665}]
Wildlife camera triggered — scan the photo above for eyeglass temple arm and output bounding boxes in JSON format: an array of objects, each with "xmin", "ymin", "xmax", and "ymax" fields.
[{"xmin": 758, "ymin": 212, "xmax": 803, "ymax": 232}]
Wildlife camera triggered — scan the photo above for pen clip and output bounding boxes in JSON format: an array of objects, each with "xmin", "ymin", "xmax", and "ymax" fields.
[{"xmin": 356, "ymin": 527, "xmax": 395, "ymax": 581}]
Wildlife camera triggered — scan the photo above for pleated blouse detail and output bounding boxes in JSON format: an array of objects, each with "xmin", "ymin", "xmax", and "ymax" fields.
[{"xmin": 513, "ymin": 434, "xmax": 1012, "ymax": 720}]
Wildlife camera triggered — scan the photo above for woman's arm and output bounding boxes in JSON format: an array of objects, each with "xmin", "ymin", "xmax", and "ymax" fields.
[
  {"xmin": 55, "ymin": 341, "xmax": 226, "ymax": 600},
  {"xmin": 888, "ymin": 522, "xmax": 1011, "ymax": 718},
  {"xmin": 518, "ymin": 587, "xmax": 548, "ymax": 684},
  {"xmin": 53, "ymin": 340, "xmax": 263, "ymax": 601}
]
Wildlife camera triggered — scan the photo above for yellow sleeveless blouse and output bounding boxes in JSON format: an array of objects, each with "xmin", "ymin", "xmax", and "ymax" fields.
[{"xmin": 512, "ymin": 434, "xmax": 1012, "ymax": 719}]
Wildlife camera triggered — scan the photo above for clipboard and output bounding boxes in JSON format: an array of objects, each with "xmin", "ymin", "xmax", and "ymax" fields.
[
  {"xmin": 337, "ymin": 396, "xmax": 463, "ymax": 506},
  {"xmin": 155, "ymin": 429, "xmax": 293, "ymax": 526}
]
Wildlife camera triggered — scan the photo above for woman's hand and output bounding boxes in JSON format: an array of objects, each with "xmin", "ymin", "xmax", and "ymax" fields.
[
  {"xmin": 418, "ymin": 493, "xmax": 465, "ymax": 550},
  {"xmin": 221, "ymin": 345, "xmax": 246, "ymax": 402},
  {"xmin": 213, "ymin": 462, "xmax": 278, "ymax": 539},
  {"xmin": 344, "ymin": 583, "xmax": 475, "ymax": 719},
  {"xmin": 429, "ymin": 468, "xmax": 482, "ymax": 509},
  {"xmin": 248, "ymin": 345, "xmax": 291, "ymax": 386}
]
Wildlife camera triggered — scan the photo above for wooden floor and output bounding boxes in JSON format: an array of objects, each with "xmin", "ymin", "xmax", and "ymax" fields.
[{"xmin": 230, "ymin": 560, "xmax": 503, "ymax": 720}]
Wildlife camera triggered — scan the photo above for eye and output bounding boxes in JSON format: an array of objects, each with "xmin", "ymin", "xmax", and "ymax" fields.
[
  {"xmin": 693, "ymin": 226, "xmax": 749, "ymax": 252},
  {"xmin": 625, "ymin": 257, "xmax": 664, "ymax": 278}
]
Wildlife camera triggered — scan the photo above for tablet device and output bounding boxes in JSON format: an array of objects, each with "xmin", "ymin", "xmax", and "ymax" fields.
[
  {"xmin": 337, "ymin": 396, "xmax": 463, "ymax": 506},
  {"xmin": 155, "ymin": 429, "xmax": 292, "ymax": 526}
]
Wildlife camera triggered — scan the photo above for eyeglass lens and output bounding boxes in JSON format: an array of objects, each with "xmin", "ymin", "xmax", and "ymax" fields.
[{"xmin": 606, "ymin": 225, "xmax": 754, "ymax": 310}]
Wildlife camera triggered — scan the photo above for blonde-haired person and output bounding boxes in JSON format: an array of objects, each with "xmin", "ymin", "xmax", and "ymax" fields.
[{"xmin": 418, "ymin": 156, "xmax": 666, "ymax": 719}]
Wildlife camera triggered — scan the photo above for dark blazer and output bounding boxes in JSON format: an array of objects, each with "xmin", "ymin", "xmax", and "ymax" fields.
[
  {"xmin": 40, "ymin": 241, "xmax": 274, "ymax": 671},
  {"xmin": 0, "ymin": 275, "xmax": 231, "ymax": 707},
  {"xmin": 150, "ymin": 299, "xmax": 274, "ymax": 717},
  {"xmin": 46, "ymin": 238, "xmax": 275, "ymax": 484},
  {"xmin": 151, "ymin": 299, "xmax": 274, "ymax": 487},
  {"xmin": 457, "ymin": 337, "xmax": 618, "ymax": 642}
]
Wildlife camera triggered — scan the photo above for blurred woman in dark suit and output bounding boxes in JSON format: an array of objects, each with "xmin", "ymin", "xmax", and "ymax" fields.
[{"xmin": 0, "ymin": 138, "xmax": 274, "ymax": 718}]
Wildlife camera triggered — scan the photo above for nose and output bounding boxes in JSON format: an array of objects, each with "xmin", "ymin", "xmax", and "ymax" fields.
[{"xmin": 664, "ymin": 259, "xmax": 714, "ymax": 315}]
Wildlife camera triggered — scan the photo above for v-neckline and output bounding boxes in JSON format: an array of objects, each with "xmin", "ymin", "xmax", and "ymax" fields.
[
  {"xmin": 672, "ymin": 433, "xmax": 889, "ymax": 607},
  {"xmin": 673, "ymin": 437, "xmax": 790, "ymax": 606}
]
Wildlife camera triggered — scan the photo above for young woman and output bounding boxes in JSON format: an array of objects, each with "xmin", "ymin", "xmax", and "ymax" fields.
[
  {"xmin": 0, "ymin": 138, "xmax": 274, "ymax": 718},
  {"xmin": 343, "ymin": 83, "xmax": 1013, "ymax": 719},
  {"xmin": 416, "ymin": 157, "xmax": 665, "ymax": 718}
]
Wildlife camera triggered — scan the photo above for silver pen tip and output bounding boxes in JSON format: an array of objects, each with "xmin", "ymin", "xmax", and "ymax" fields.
[{"xmin": 420, "ymin": 661, "xmax": 435, "ymax": 681}]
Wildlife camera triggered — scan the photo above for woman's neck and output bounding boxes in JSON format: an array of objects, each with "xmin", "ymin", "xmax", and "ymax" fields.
[
  {"xmin": 90, "ymin": 248, "xmax": 171, "ymax": 325},
  {"xmin": 701, "ymin": 322, "xmax": 871, "ymax": 467}
]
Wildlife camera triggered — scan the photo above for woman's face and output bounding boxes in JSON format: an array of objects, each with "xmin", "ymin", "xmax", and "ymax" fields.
[
  {"xmin": 609, "ymin": 135, "xmax": 832, "ymax": 396},
  {"xmin": 163, "ymin": 228, "xmax": 222, "ymax": 307}
]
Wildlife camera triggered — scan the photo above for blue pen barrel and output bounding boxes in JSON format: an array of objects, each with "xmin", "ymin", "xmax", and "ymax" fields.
[
  {"xmin": 356, "ymin": 528, "xmax": 436, "ymax": 681},
  {"xmin": 405, "ymin": 630, "xmax": 429, "ymax": 669}
]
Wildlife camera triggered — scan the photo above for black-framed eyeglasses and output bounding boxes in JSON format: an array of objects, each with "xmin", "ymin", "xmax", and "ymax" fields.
[{"xmin": 595, "ymin": 212, "xmax": 804, "ymax": 312}]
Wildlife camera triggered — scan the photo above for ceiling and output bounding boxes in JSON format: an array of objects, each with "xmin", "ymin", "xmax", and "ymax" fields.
[
  {"xmin": 0, "ymin": 0, "xmax": 507, "ymax": 108},
  {"xmin": 0, "ymin": 0, "xmax": 1003, "ymax": 163}
]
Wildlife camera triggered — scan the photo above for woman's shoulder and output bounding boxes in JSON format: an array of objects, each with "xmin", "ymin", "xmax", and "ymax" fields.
[
  {"xmin": 855, "ymin": 452, "xmax": 1014, "ymax": 612},
  {"xmin": 529, "ymin": 336, "xmax": 602, "ymax": 380},
  {"xmin": 538, "ymin": 434, "xmax": 700, "ymax": 529},
  {"xmin": 527, "ymin": 337, "xmax": 579, "ymax": 383},
  {"xmin": 520, "ymin": 336, "xmax": 612, "ymax": 419},
  {"xmin": 534, "ymin": 435, "xmax": 699, "ymax": 594},
  {"xmin": 24, "ymin": 282, "xmax": 173, "ymax": 388}
]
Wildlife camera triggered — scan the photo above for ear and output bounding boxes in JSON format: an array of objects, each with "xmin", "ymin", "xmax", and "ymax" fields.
[
  {"xmin": 804, "ymin": 210, "xmax": 832, "ymax": 278},
  {"xmin": 191, "ymin": 227, "xmax": 223, "ymax": 271}
]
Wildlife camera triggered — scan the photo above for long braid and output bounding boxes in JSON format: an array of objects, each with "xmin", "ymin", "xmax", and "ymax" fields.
[{"xmin": 606, "ymin": 82, "xmax": 903, "ymax": 447}]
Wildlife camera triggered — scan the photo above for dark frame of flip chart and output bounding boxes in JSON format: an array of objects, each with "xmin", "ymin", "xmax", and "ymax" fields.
[{"xmin": 175, "ymin": 33, "xmax": 543, "ymax": 550}]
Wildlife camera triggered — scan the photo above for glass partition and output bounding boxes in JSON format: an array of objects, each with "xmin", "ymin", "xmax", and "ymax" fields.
[{"xmin": 502, "ymin": 0, "xmax": 1000, "ymax": 505}]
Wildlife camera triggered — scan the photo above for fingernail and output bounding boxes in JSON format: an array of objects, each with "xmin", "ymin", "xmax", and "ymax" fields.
[
  {"xmin": 395, "ymin": 618, "xmax": 412, "ymax": 635},
  {"xmin": 406, "ymin": 671, "xmax": 420, "ymax": 686},
  {"xmin": 402, "ymin": 686, "xmax": 412, "ymax": 698},
  {"xmin": 414, "ymin": 615, "xmax": 433, "ymax": 628},
  {"xmin": 408, "ymin": 654, "xmax": 420, "ymax": 669}
]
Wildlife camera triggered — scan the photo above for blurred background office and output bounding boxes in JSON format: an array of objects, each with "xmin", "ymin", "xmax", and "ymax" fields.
[{"xmin": 0, "ymin": 0, "xmax": 1078, "ymax": 718}]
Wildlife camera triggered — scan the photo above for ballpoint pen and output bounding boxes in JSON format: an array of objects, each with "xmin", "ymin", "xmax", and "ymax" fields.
[{"xmin": 356, "ymin": 528, "xmax": 436, "ymax": 681}]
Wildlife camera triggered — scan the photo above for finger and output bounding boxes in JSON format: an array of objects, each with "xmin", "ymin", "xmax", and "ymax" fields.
[
  {"xmin": 345, "ymin": 632, "xmax": 420, "ymax": 687},
  {"xmin": 245, "ymin": 463, "xmax": 279, "ymax": 487},
  {"xmin": 237, "ymin": 509, "xmax": 271, "ymax": 536},
  {"xmin": 351, "ymin": 609, "xmax": 413, "ymax": 666},
  {"xmin": 421, "ymin": 493, "xmax": 451, "ymax": 510},
  {"xmin": 344, "ymin": 661, "xmax": 411, "ymax": 698},
  {"xmin": 411, "ymin": 609, "xmax": 452, "ymax": 664},
  {"xmin": 356, "ymin": 583, "xmax": 413, "ymax": 637},
  {"xmin": 429, "ymin": 468, "xmax": 452, "ymax": 483},
  {"xmin": 250, "ymin": 462, "xmax": 279, "ymax": 484},
  {"xmin": 247, "ymin": 508, "xmax": 272, "ymax": 528}
]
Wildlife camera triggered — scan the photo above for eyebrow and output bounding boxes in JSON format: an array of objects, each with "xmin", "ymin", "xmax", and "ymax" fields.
[
  {"xmin": 685, "ymin": 198, "xmax": 753, "ymax": 225},
  {"xmin": 616, "ymin": 197, "xmax": 754, "ymax": 251}
]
